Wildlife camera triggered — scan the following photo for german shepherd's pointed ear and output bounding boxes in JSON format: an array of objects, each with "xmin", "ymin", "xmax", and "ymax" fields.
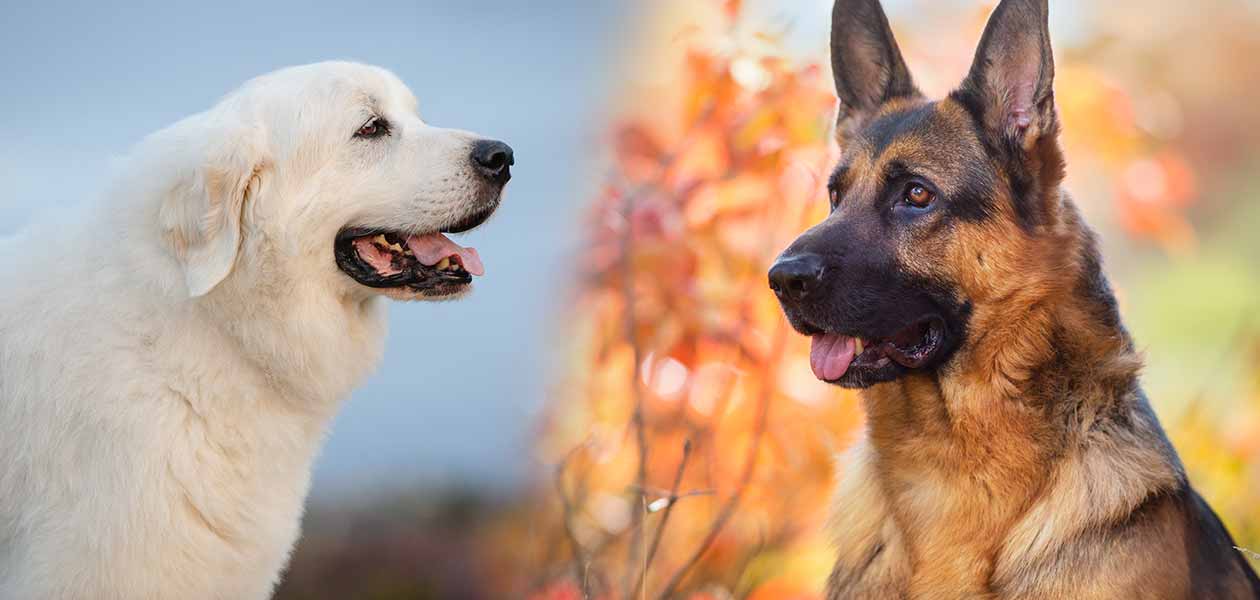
[
  {"xmin": 830, "ymin": 0, "xmax": 920, "ymax": 138},
  {"xmin": 158, "ymin": 113, "xmax": 268, "ymax": 298},
  {"xmin": 958, "ymin": 0, "xmax": 1056, "ymax": 150}
]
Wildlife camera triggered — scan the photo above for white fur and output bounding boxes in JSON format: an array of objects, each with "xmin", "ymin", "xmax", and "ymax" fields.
[{"xmin": 0, "ymin": 62, "xmax": 496, "ymax": 599}]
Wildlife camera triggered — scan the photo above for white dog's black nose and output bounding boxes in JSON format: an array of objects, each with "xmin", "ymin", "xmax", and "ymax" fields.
[{"xmin": 470, "ymin": 140, "xmax": 514, "ymax": 185}]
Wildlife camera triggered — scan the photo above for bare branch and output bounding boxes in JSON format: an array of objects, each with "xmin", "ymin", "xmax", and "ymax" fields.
[
  {"xmin": 655, "ymin": 323, "xmax": 787, "ymax": 599},
  {"xmin": 616, "ymin": 115, "xmax": 713, "ymax": 597},
  {"xmin": 631, "ymin": 439, "xmax": 693, "ymax": 599},
  {"xmin": 619, "ymin": 171, "xmax": 650, "ymax": 600},
  {"xmin": 555, "ymin": 451, "xmax": 592, "ymax": 600}
]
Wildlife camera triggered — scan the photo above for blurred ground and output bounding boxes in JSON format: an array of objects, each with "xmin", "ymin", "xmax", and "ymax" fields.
[{"xmin": 275, "ymin": 491, "xmax": 499, "ymax": 600}]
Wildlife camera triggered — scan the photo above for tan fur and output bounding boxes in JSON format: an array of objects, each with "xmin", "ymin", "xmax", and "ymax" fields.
[
  {"xmin": 797, "ymin": 2, "xmax": 1258, "ymax": 594},
  {"xmin": 822, "ymin": 102, "xmax": 1255, "ymax": 599}
]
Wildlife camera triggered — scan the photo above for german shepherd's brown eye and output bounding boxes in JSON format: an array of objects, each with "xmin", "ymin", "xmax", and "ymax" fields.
[
  {"xmin": 904, "ymin": 184, "xmax": 934, "ymax": 208},
  {"xmin": 829, "ymin": 188, "xmax": 840, "ymax": 209},
  {"xmin": 354, "ymin": 116, "xmax": 389, "ymax": 139}
]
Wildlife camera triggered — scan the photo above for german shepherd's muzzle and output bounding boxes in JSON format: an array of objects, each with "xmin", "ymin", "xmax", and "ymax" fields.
[{"xmin": 771, "ymin": 0, "xmax": 1260, "ymax": 597}]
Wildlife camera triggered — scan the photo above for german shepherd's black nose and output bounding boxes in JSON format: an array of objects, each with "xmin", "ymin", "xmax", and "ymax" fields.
[
  {"xmin": 769, "ymin": 254, "xmax": 823, "ymax": 301},
  {"xmin": 470, "ymin": 139, "xmax": 514, "ymax": 185}
]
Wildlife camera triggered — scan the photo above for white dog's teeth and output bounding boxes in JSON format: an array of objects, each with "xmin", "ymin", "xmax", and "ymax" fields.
[
  {"xmin": 388, "ymin": 242, "xmax": 404, "ymax": 253},
  {"xmin": 436, "ymin": 257, "xmax": 451, "ymax": 270},
  {"xmin": 373, "ymin": 234, "xmax": 388, "ymax": 246}
]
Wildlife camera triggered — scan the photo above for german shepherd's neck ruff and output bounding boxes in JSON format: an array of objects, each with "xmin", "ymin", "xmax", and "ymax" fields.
[{"xmin": 769, "ymin": 0, "xmax": 1260, "ymax": 597}]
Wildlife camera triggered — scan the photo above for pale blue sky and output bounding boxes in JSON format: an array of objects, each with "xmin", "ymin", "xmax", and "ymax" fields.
[{"xmin": 0, "ymin": 0, "xmax": 635, "ymax": 500}]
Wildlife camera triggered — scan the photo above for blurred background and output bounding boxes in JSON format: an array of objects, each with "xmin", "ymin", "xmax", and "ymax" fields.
[
  {"xmin": 512, "ymin": 0, "xmax": 1260, "ymax": 598},
  {"xmin": 3, "ymin": 0, "xmax": 1258, "ymax": 598}
]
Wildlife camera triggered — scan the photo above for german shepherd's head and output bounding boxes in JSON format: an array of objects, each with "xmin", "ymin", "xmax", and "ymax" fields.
[{"xmin": 771, "ymin": 0, "xmax": 1093, "ymax": 391}]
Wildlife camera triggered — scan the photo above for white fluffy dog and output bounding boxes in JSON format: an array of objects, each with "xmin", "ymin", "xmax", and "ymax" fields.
[{"xmin": 0, "ymin": 62, "xmax": 513, "ymax": 599}]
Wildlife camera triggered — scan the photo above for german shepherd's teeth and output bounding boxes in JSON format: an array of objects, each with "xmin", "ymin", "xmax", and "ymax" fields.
[
  {"xmin": 436, "ymin": 257, "xmax": 451, "ymax": 271},
  {"xmin": 855, "ymin": 338, "xmax": 865, "ymax": 354}
]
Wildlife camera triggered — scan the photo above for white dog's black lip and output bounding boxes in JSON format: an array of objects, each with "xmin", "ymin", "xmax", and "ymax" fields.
[
  {"xmin": 333, "ymin": 228, "xmax": 472, "ymax": 291},
  {"xmin": 442, "ymin": 203, "xmax": 498, "ymax": 234}
]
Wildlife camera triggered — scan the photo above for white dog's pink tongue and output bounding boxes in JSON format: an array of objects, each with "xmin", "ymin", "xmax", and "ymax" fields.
[
  {"xmin": 810, "ymin": 333, "xmax": 856, "ymax": 382},
  {"xmin": 405, "ymin": 233, "xmax": 484, "ymax": 276}
]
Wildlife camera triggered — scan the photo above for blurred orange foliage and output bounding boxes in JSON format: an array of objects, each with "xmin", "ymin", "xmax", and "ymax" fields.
[
  {"xmin": 480, "ymin": 2, "xmax": 1260, "ymax": 599},
  {"xmin": 515, "ymin": 6, "xmax": 846, "ymax": 597}
]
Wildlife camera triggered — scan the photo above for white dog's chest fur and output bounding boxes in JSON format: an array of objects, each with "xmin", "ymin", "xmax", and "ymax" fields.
[{"xmin": 0, "ymin": 225, "xmax": 386, "ymax": 600}]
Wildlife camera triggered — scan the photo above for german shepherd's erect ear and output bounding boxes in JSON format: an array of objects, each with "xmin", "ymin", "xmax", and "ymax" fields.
[
  {"xmin": 829, "ymin": 0, "xmax": 921, "ymax": 138},
  {"xmin": 956, "ymin": 0, "xmax": 1055, "ymax": 150},
  {"xmin": 952, "ymin": 0, "xmax": 1065, "ymax": 229}
]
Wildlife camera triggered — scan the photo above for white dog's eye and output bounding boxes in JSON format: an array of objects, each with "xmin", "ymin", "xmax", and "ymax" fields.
[{"xmin": 354, "ymin": 116, "xmax": 389, "ymax": 139}]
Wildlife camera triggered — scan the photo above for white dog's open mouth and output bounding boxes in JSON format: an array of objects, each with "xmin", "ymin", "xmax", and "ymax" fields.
[{"xmin": 334, "ymin": 227, "xmax": 484, "ymax": 298}]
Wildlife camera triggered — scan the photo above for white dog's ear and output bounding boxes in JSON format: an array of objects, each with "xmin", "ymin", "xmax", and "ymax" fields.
[{"xmin": 160, "ymin": 120, "xmax": 267, "ymax": 298}]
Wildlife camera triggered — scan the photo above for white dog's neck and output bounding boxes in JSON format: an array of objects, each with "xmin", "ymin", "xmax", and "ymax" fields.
[
  {"xmin": 196, "ymin": 279, "xmax": 388, "ymax": 410},
  {"xmin": 111, "ymin": 191, "xmax": 390, "ymax": 414}
]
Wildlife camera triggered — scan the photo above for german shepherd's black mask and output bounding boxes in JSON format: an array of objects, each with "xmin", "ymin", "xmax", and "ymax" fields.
[
  {"xmin": 770, "ymin": 0, "xmax": 1061, "ymax": 389},
  {"xmin": 769, "ymin": 0, "xmax": 1260, "ymax": 597}
]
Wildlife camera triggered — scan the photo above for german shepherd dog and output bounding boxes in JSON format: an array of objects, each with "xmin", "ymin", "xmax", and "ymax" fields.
[{"xmin": 768, "ymin": 0, "xmax": 1260, "ymax": 597}]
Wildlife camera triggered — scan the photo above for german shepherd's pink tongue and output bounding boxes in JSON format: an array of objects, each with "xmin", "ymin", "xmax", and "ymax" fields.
[
  {"xmin": 405, "ymin": 233, "xmax": 484, "ymax": 276},
  {"xmin": 810, "ymin": 333, "xmax": 856, "ymax": 382}
]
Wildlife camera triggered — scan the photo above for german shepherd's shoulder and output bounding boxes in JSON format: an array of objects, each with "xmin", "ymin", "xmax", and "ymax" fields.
[{"xmin": 768, "ymin": 0, "xmax": 1260, "ymax": 597}]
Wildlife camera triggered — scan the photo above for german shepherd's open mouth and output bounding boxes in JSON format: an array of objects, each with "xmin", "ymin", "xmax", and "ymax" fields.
[{"xmin": 800, "ymin": 317, "xmax": 945, "ymax": 386}]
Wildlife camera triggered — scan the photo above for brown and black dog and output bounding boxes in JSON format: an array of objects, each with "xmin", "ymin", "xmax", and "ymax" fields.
[{"xmin": 768, "ymin": 0, "xmax": 1260, "ymax": 597}]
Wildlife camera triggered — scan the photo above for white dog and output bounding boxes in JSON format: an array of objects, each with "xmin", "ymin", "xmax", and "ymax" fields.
[{"xmin": 0, "ymin": 62, "xmax": 512, "ymax": 600}]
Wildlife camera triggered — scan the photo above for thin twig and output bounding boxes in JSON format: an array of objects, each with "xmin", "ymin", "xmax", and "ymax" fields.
[
  {"xmin": 631, "ymin": 486, "xmax": 714, "ymax": 501},
  {"xmin": 650, "ymin": 116, "xmax": 826, "ymax": 599},
  {"xmin": 631, "ymin": 439, "xmax": 693, "ymax": 599},
  {"xmin": 729, "ymin": 533, "xmax": 772, "ymax": 599},
  {"xmin": 655, "ymin": 323, "xmax": 786, "ymax": 600},
  {"xmin": 619, "ymin": 173, "xmax": 650, "ymax": 599},
  {"xmin": 555, "ymin": 451, "xmax": 592, "ymax": 600},
  {"xmin": 616, "ymin": 120, "xmax": 708, "ymax": 596}
]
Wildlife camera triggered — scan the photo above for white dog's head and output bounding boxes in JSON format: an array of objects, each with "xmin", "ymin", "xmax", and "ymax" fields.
[{"xmin": 153, "ymin": 61, "xmax": 512, "ymax": 302}]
